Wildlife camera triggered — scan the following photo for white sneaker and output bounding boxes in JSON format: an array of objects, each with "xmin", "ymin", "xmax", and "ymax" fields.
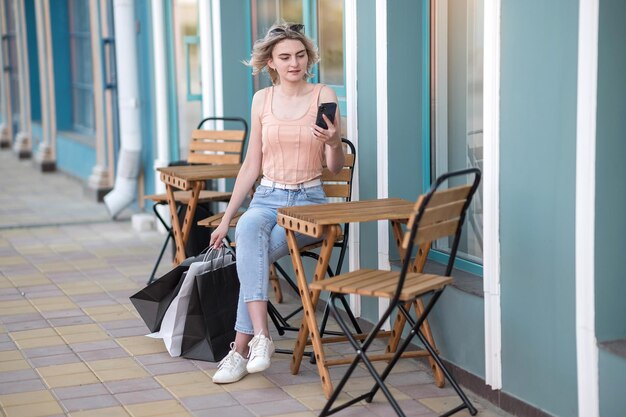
[
  {"xmin": 246, "ymin": 332, "xmax": 275, "ymax": 373},
  {"xmin": 212, "ymin": 343, "xmax": 248, "ymax": 384}
]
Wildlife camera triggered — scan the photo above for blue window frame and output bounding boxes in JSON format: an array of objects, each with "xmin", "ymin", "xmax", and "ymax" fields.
[
  {"xmin": 68, "ymin": 0, "xmax": 95, "ymax": 135},
  {"xmin": 251, "ymin": 0, "xmax": 346, "ymax": 115}
]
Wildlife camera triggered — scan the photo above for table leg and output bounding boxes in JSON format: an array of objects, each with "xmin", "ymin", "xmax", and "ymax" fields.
[
  {"xmin": 166, "ymin": 181, "xmax": 203, "ymax": 264},
  {"xmin": 286, "ymin": 225, "xmax": 339, "ymax": 399}
]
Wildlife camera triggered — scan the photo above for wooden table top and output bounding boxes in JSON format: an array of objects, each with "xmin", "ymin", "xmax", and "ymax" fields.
[
  {"xmin": 277, "ymin": 198, "xmax": 415, "ymax": 238},
  {"xmin": 157, "ymin": 164, "xmax": 241, "ymax": 190}
]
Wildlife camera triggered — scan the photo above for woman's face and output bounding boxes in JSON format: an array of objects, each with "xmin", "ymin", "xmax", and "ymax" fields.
[{"xmin": 268, "ymin": 39, "xmax": 308, "ymax": 83}]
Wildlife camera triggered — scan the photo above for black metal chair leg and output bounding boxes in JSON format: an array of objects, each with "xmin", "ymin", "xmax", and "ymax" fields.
[{"xmin": 147, "ymin": 230, "xmax": 173, "ymax": 284}]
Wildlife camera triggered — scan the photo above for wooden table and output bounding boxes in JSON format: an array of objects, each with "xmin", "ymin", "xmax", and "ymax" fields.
[
  {"xmin": 157, "ymin": 164, "xmax": 241, "ymax": 264},
  {"xmin": 277, "ymin": 198, "xmax": 418, "ymax": 398}
]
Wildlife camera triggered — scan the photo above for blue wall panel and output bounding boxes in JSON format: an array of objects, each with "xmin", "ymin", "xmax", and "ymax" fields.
[
  {"xmin": 499, "ymin": 1, "xmax": 578, "ymax": 415},
  {"xmin": 50, "ymin": 0, "xmax": 72, "ymax": 131},
  {"xmin": 56, "ymin": 134, "xmax": 96, "ymax": 180},
  {"xmin": 25, "ymin": 0, "xmax": 41, "ymax": 122},
  {"xmin": 595, "ymin": 0, "xmax": 626, "ymax": 343},
  {"xmin": 355, "ymin": 0, "xmax": 379, "ymax": 321}
]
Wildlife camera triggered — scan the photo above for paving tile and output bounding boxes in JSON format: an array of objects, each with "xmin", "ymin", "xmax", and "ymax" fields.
[
  {"xmin": 37, "ymin": 362, "xmax": 92, "ymax": 377},
  {"xmin": 0, "ymin": 358, "xmax": 30, "ymax": 371},
  {"xmin": 0, "ymin": 312, "xmax": 44, "ymax": 324},
  {"xmin": 116, "ymin": 336, "xmax": 167, "ymax": 355},
  {"xmin": 29, "ymin": 352, "xmax": 82, "ymax": 367},
  {"xmin": 68, "ymin": 405, "xmax": 131, "ymax": 417},
  {"xmin": 0, "ymin": 368, "xmax": 40, "ymax": 383},
  {"xmin": 114, "ymin": 388, "xmax": 173, "ymax": 405},
  {"xmin": 14, "ymin": 334, "xmax": 68, "ymax": 349},
  {"xmin": 60, "ymin": 394, "xmax": 120, "ymax": 412},
  {"xmin": 41, "ymin": 371, "xmax": 100, "ymax": 388},
  {"xmin": 230, "ymin": 387, "xmax": 293, "ymax": 405},
  {"xmin": 70, "ymin": 340, "xmax": 119, "ymax": 352},
  {"xmin": 9, "ymin": 327, "xmax": 57, "ymax": 341},
  {"xmin": 180, "ymin": 392, "xmax": 238, "ymax": 411},
  {"xmin": 245, "ymin": 398, "xmax": 312, "ymax": 417},
  {"xmin": 22, "ymin": 345, "xmax": 73, "ymax": 359},
  {"xmin": 164, "ymin": 382, "xmax": 224, "ymax": 398},
  {"xmin": 396, "ymin": 382, "xmax": 457, "ymax": 399},
  {"xmin": 4, "ymin": 319, "xmax": 50, "ymax": 332},
  {"xmin": 366, "ymin": 398, "xmax": 437, "ymax": 416},
  {"xmin": 104, "ymin": 377, "xmax": 161, "ymax": 394},
  {"xmin": 134, "ymin": 353, "xmax": 181, "ymax": 366},
  {"xmin": 124, "ymin": 399, "xmax": 190, "ymax": 417},
  {"xmin": 53, "ymin": 383, "xmax": 110, "ymax": 399},
  {"xmin": 0, "ymin": 378, "xmax": 47, "ymax": 395},
  {"xmin": 0, "ymin": 341, "xmax": 17, "ymax": 351},
  {"xmin": 47, "ymin": 315, "xmax": 94, "ymax": 327},
  {"xmin": 41, "ymin": 309, "xmax": 85, "ymax": 319},
  {"xmin": 0, "ymin": 389, "xmax": 55, "ymax": 406},
  {"xmin": 77, "ymin": 347, "xmax": 129, "ymax": 361},
  {"xmin": 144, "ymin": 361, "xmax": 199, "ymax": 376},
  {"xmin": 0, "ymin": 350, "xmax": 23, "ymax": 362},
  {"xmin": 3, "ymin": 400, "xmax": 64, "ymax": 417},
  {"xmin": 191, "ymin": 405, "xmax": 254, "ymax": 417}
]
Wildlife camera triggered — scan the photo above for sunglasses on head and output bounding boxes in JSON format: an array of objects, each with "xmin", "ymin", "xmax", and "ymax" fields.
[{"xmin": 269, "ymin": 24, "xmax": 305, "ymax": 35}]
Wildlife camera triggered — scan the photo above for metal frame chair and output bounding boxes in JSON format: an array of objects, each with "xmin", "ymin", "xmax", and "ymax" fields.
[
  {"xmin": 311, "ymin": 168, "xmax": 481, "ymax": 417},
  {"xmin": 146, "ymin": 116, "xmax": 248, "ymax": 284},
  {"xmin": 197, "ymin": 138, "xmax": 362, "ymax": 354}
]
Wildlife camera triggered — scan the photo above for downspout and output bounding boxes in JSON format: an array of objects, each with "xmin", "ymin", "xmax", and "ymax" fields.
[{"xmin": 103, "ymin": 0, "xmax": 141, "ymax": 218}]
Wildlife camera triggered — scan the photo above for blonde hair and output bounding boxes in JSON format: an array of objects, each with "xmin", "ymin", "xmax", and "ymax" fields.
[{"xmin": 245, "ymin": 22, "xmax": 319, "ymax": 85}]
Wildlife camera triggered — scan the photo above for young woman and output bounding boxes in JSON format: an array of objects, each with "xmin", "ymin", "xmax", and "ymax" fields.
[{"xmin": 209, "ymin": 23, "xmax": 344, "ymax": 384}]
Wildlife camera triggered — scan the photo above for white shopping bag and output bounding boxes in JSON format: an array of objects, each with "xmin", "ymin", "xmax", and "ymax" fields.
[{"xmin": 147, "ymin": 248, "xmax": 234, "ymax": 356}]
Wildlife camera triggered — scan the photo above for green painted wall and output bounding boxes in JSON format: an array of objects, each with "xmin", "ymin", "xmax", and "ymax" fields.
[
  {"xmin": 596, "ymin": 0, "xmax": 626, "ymax": 411},
  {"xmin": 355, "ymin": 0, "xmax": 379, "ymax": 321},
  {"xmin": 599, "ymin": 348, "xmax": 626, "ymax": 416},
  {"xmin": 387, "ymin": 0, "xmax": 424, "ymax": 208},
  {"xmin": 595, "ymin": 0, "xmax": 626, "ymax": 343},
  {"xmin": 220, "ymin": 0, "xmax": 253, "ymax": 125},
  {"xmin": 499, "ymin": 1, "xmax": 578, "ymax": 415}
]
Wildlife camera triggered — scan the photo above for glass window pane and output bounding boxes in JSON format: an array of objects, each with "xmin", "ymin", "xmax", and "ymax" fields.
[
  {"xmin": 432, "ymin": 0, "xmax": 484, "ymax": 264},
  {"xmin": 68, "ymin": 0, "xmax": 95, "ymax": 133},
  {"xmin": 317, "ymin": 0, "xmax": 344, "ymax": 86}
]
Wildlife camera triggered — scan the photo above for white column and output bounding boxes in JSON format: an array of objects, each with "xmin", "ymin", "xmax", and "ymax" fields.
[
  {"xmin": 575, "ymin": 0, "xmax": 599, "ymax": 415},
  {"xmin": 345, "ymin": 0, "xmax": 360, "ymax": 316},
  {"xmin": 13, "ymin": 0, "xmax": 32, "ymax": 158},
  {"xmin": 88, "ymin": 0, "xmax": 112, "ymax": 195},
  {"xmin": 483, "ymin": 0, "xmax": 502, "ymax": 390},
  {"xmin": 34, "ymin": 0, "xmax": 55, "ymax": 170},
  {"xmin": 375, "ymin": 0, "xmax": 390, "ymax": 326}
]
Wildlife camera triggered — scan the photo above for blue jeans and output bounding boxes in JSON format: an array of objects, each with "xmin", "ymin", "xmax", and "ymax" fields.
[{"xmin": 233, "ymin": 184, "xmax": 327, "ymax": 335}]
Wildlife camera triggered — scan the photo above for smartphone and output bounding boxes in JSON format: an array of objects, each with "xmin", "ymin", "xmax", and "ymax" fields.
[{"xmin": 315, "ymin": 102, "xmax": 337, "ymax": 129}]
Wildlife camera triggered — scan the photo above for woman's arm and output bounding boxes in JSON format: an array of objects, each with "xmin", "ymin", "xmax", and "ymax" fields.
[
  {"xmin": 311, "ymin": 86, "xmax": 344, "ymax": 174},
  {"xmin": 210, "ymin": 90, "xmax": 265, "ymax": 248}
]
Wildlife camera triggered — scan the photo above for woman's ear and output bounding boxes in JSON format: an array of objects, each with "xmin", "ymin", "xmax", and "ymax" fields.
[{"xmin": 267, "ymin": 58, "xmax": 275, "ymax": 70}]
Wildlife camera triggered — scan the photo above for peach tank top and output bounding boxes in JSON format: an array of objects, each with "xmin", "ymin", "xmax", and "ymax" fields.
[{"xmin": 260, "ymin": 84, "xmax": 325, "ymax": 185}]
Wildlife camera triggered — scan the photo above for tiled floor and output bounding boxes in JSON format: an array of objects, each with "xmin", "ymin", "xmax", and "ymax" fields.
[{"xmin": 0, "ymin": 150, "xmax": 513, "ymax": 417}]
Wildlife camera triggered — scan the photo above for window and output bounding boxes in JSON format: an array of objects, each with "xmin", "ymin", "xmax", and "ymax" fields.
[
  {"xmin": 431, "ymin": 0, "xmax": 484, "ymax": 272},
  {"xmin": 251, "ymin": 0, "xmax": 345, "ymax": 111},
  {"xmin": 68, "ymin": 0, "xmax": 95, "ymax": 134}
]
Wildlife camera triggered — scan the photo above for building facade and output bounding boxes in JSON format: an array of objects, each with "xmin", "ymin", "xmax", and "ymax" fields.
[{"xmin": 1, "ymin": 0, "xmax": 624, "ymax": 415}]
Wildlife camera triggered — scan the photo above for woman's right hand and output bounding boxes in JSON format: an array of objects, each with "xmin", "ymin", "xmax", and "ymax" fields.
[{"xmin": 209, "ymin": 220, "xmax": 230, "ymax": 249}]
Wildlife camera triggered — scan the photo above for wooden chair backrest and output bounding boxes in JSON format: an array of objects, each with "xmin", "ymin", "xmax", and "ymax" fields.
[
  {"xmin": 187, "ymin": 129, "xmax": 247, "ymax": 165},
  {"xmin": 320, "ymin": 139, "xmax": 356, "ymax": 200}
]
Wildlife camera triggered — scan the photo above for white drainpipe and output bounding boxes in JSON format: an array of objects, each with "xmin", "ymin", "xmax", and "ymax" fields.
[{"xmin": 103, "ymin": 0, "xmax": 142, "ymax": 218}]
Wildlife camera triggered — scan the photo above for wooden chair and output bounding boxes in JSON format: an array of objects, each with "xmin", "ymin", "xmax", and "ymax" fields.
[
  {"xmin": 197, "ymin": 138, "xmax": 362, "ymax": 346},
  {"xmin": 145, "ymin": 116, "xmax": 248, "ymax": 284},
  {"xmin": 310, "ymin": 168, "xmax": 481, "ymax": 417}
]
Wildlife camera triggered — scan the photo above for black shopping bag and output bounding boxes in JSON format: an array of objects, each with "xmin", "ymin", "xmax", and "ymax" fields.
[
  {"xmin": 130, "ymin": 255, "xmax": 203, "ymax": 333},
  {"xmin": 181, "ymin": 258, "xmax": 239, "ymax": 362}
]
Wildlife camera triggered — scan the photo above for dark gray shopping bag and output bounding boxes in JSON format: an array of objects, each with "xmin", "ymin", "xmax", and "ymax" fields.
[
  {"xmin": 181, "ymin": 254, "xmax": 239, "ymax": 362},
  {"xmin": 130, "ymin": 254, "xmax": 205, "ymax": 333}
]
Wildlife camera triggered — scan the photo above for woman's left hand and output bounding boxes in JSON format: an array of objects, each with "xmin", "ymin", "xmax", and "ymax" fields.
[{"xmin": 311, "ymin": 115, "xmax": 341, "ymax": 149}]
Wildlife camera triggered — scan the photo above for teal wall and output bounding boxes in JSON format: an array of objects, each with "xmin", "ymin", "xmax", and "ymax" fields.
[
  {"xmin": 599, "ymin": 348, "xmax": 626, "ymax": 416},
  {"xmin": 596, "ymin": 0, "xmax": 626, "ymax": 411},
  {"xmin": 25, "ymin": 0, "xmax": 41, "ymax": 123},
  {"xmin": 50, "ymin": 0, "xmax": 72, "ymax": 131},
  {"xmin": 595, "ymin": 0, "xmax": 626, "ymax": 343},
  {"xmin": 355, "ymin": 0, "xmax": 379, "ymax": 322},
  {"xmin": 56, "ymin": 134, "xmax": 96, "ymax": 180},
  {"xmin": 499, "ymin": 1, "xmax": 578, "ymax": 415},
  {"xmin": 220, "ymin": 0, "xmax": 253, "ymax": 126}
]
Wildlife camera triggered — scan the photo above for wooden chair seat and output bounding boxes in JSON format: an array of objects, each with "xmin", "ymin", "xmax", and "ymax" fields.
[
  {"xmin": 145, "ymin": 190, "xmax": 233, "ymax": 205},
  {"xmin": 197, "ymin": 211, "xmax": 245, "ymax": 228},
  {"xmin": 310, "ymin": 269, "xmax": 452, "ymax": 302}
]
